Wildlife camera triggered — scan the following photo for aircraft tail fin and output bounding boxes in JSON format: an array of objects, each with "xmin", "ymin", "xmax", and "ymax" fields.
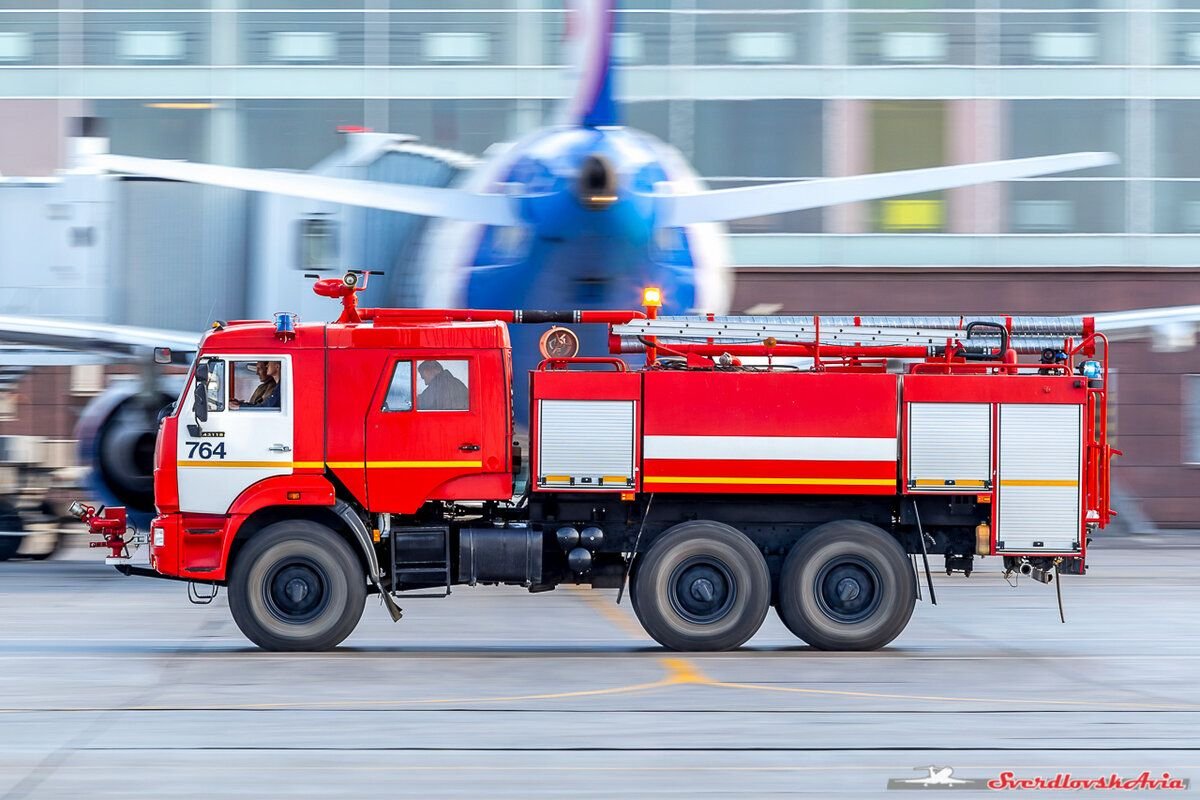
[{"xmin": 561, "ymin": 0, "xmax": 618, "ymax": 128}]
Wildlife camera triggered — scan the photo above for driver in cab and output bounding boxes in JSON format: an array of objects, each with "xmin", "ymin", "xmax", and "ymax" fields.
[
  {"xmin": 231, "ymin": 361, "xmax": 281, "ymax": 409},
  {"xmin": 417, "ymin": 360, "xmax": 468, "ymax": 410}
]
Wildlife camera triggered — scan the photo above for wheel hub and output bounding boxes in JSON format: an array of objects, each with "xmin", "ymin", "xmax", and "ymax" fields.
[
  {"xmin": 285, "ymin": 578, "xmax": 310, "ymax": 604},
  {"xmin": 669, "ymin": 557, "xmax": 736, "ymax": 624},
  {"xmin": 690, "ymin": 577, "xmax": 715, "ymax": 603},
  {"xmin": 836, "ymin": 576, "xmax": 861, "ymax": 603},
  {"xmin": 265, "ymin": 560, "xmax": 329, "ymax": 624},
  {"xmin": 815, "ymin": 558, "xmax": 882, "ymax": 624}
]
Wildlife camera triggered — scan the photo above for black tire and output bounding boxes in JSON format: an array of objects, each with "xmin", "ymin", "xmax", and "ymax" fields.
[
  {"xmin": 776, "ymin": 520, "xmax": 915, "ymax": 651},
  {"xmin": 0, "ymin": 502, "xmax": 25, "ymax": 562},
  {"xmin": 0, "ymin": 536, "xmax": 20, "ymax": 561},
  {"xmin": 625, "ymin": 556, "xmax": 644, "ymax": 620},
  {"xmin": 632, "ymin": 520, "xmax": 771, "ymax": 652},
  {"xmin": 228, "ymin": 520, "xmax": 366, "ymax": 652}
]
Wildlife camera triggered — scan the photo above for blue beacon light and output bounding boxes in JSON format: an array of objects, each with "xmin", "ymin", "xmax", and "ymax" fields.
[{"xmin": 274, "ymin": 311, "xmax": 297, "ymax": 341}]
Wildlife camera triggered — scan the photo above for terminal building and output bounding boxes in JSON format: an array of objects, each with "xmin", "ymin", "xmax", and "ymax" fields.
[{"xmin": 0, "ymin": 0, "xmax": 1198, "ymax": 527}]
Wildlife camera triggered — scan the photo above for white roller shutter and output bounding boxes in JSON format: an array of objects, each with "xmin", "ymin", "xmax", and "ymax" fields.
[
  {"xmin": 537, "ymin": 400, "xmax": 636, "ymax": 490},
  {"xmin": 997, "ymin": 404, "xmax": 1082, "ymax": 553},
  {"xmin": 907, "ymin": 402, "xmax": 992, "ymax": 490}
]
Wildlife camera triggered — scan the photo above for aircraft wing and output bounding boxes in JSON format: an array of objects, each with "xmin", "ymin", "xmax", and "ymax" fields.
[
  {"xmin": 93, "ymin": 154, "xmax": 522, "ymax": 228},
  {"xmin": 1093, "ymin": 306, "xmax": 1200, "ymax": 345},
  {"xmin": 0, "ymin": 316, "xmax": 199, "ymax": 363},
  {"xmin": 651, "ymin": 152, "xmax": 1117, "ymax": 227}
]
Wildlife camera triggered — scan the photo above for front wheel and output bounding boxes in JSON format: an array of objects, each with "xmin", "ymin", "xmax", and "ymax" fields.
[
  {"xmin": 776, "ymin": 520, "xmax": 915, "ymax": 651},
  {"xmin": 632, "ymin": 520, "xmax": 770, "ymax": 652},
  {"xmin": 228, "ymin": 520, "xmax": 366, "ymax": 652}
]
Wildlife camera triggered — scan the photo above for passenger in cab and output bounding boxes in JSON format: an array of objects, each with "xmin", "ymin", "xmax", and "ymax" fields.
[{"xmin": 417, "ymin": 360, "xmax": 468, "ymax": 410}]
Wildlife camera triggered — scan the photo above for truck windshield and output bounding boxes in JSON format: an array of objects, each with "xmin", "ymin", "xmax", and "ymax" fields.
[{"xmin": 203, "ymin": 359, "xmax": 225, "ymax": 413}]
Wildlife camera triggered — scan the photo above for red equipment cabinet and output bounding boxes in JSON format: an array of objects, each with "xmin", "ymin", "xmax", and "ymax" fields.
[
  {"xmin": 640, "ymin": 370, "xmax": 898, "ymax": 496},
  {"xmin": 76, "ymin": 275, "xmax": 1114, "ymax": 654}
]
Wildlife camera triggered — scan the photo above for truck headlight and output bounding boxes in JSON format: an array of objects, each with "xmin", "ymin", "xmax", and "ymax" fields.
[{"xmin": 152, "ymin": 527, "xmax": 165, "ymax": 548}]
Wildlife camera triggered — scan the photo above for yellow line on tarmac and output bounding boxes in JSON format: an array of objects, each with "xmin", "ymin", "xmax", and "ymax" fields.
[
  {"xmin": 0, "ymin": 590, "xmax": 1191, "ymax": 714},
  {"xmin": 571, "ymin": 586, "xmax": 714, "ymax": 686}
]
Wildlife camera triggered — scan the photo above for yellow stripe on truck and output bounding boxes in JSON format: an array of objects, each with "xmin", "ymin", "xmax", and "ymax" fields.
[
  {"xmin": 330, "ymin": 460, "xmax": 483, "ymax": 469},
  {"xmin": 643, "ymin": 476, "xmax": 895, "ymax": 487},
  {"xmin": 178, "ymin": 460, "xmax": 323, "ymax": 469},
  {"xmin": 179, "ymin": 460, "xmax": 482, "ymax": 469}
]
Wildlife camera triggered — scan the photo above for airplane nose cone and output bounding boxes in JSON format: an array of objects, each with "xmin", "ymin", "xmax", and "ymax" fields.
[{"xmin": 578, "ymin": 154, "xmax": 617, "ymax": 210}]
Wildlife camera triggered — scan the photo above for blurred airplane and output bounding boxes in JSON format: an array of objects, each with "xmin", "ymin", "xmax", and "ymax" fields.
[{"xmin": 88, "ymin": 0, "xmax": 1116, "ymax": 387}]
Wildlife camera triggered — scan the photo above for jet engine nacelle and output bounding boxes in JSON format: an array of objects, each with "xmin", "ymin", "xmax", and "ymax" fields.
[{"xmin": 75, "ymin": 376, "xmax": 184, "ymax": 523}]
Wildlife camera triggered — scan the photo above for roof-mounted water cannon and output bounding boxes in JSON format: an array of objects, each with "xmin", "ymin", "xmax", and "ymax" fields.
[{"xmin": 311, "ymin": 269, "xmax": 384, "ymax": 324}]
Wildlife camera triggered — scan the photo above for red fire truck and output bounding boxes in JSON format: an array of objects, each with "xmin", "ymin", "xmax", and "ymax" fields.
[{"xmin": 76, "ymin": 273, "xmax": 1115, "ymax": 652}]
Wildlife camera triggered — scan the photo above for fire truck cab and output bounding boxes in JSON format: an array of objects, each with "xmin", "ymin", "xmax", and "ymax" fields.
[{"xmin": 78, "ymin": 275, "xmax": 1115, "ymax": 653}]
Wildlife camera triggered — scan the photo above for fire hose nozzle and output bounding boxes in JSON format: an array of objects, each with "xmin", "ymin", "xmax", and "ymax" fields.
[
  {"xmin": 72, "ymin": 501, "xmax": 131, "ymax": 560},
  {"xmin": 1029, "ymin": 567, "xmax": 1054, "ymax": 584}
]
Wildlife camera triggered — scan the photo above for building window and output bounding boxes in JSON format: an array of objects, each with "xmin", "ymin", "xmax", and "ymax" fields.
[
  {"xmin": 1184, "ymin": 375, "xmax": 1200, "ymax": 466},
  {"xmin": 70, "ymin": 364, "xmax": 105, "ymax": 396},
  {"xmin": 298, "ymin": 215, "xmax": 338, "ymax": 272},
  {"xmin": 0, "ymin": 394, "xmax": 16, "ymax": 423},
  {"xmin": 268, "ymin": 31, "xmax": 337, "ymax": 64}
]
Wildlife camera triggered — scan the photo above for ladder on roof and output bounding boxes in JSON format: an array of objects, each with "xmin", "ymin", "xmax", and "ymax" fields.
[{"xmin": 611, "ymin": 315, "xmax": 1090, "ymax": 355}]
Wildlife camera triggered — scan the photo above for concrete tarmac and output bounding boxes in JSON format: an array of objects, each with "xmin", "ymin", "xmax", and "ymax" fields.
[{"xmin": 0, "ymin": 536, "xmax": 1197, "ymax": 798}]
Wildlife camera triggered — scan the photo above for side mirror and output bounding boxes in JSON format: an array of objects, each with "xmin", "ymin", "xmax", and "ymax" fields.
[
  {"xmin": 153, "ymin": 347, "xmax": 172, "ymax": 365},
  {"xmin": 192, "ymin": 363, "xmax": 209, "ymax": 423}
]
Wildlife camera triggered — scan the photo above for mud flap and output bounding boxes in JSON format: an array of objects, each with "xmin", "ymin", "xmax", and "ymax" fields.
[{"xmin": 333, "ymin": 501, "xmax": 403, "ymax": 622}]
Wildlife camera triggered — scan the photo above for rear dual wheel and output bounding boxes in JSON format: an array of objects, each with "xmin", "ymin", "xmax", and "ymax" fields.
[
  {"xmin": 631, "ymin": 521, "xmax": 771, "ymax": 652},
  {"xmin": 775, "ymin": 520, "xmax": 915, "ymax": 651}
]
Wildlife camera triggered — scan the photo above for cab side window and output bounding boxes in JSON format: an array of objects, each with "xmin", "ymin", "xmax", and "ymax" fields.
[
  {"xmin": 229, "ymin": 360, "xmax": 282, "ymax": 411},
  {"xmin": 416, "ymin": 359, "xmax": 470, "ymax": 411},
  {"xmin": 382, "ymin": 361, "xmax": 413, "ymax": 412}
]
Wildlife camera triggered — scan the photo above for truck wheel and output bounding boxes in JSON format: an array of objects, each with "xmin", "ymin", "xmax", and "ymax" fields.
[
  {"xmin": 776, "ymin": 520, "xmax": 915, "ymax": 651},
  {"xmin": 626, "ymin": 556, "xmax": 641, "ymax": 614},
  {"xmin": 0, "ymin": 502, "xmax": 25, "ymax": 562},
  {"xmin": 228, "ymin": 520, "xmax": 366, "ymax": 652},
  {"xmin": 632, "ymin": 521, "xmax": 770, "ymax": 652}
]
